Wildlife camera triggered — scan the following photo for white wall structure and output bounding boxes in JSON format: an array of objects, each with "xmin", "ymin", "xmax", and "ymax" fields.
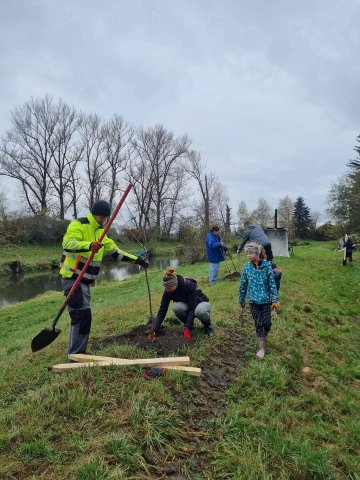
[{"xmin": 264, "ymin": 228, "xmax": 289, "ymax": 257}]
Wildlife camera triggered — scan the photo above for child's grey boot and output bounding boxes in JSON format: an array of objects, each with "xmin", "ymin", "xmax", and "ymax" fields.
[{"xmin": 256, "ymin": 338, "xmax": 265, "ymax": 359}]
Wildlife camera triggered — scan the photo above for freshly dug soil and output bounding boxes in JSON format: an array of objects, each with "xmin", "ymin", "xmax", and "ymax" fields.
[
  {"xmin": 92, "ymin": 318, "xmax": 193, "ymax": 356},
  {"xmin": 223, "ymin": 271, "xmax": 241, "ymax": 281},
  {"xmin": 92, "ymin": 315, "xmax": 251, "ymax": 479}
]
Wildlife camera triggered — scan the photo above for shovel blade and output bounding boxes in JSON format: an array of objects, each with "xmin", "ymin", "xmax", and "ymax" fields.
[{"xmin": 31, "ymin": 328, "xmax": 61, "ymax": 352}]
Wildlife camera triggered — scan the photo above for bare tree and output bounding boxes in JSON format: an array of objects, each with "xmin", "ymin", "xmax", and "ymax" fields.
[
  {"xmin": 237, "ymin": 201, "xmax": 250, "ymax": 229},
  {"xmin": 0, "ymin": 186, "xmax": 6, "ymax": 223},
  {"xmin": 48, "ymin": 103, "xmax": 83, "ymax": 219},
  {"xmin": 253, "ymin": 198, "xmax": 272, "ymax": 228},
  {"xmin": 103, "ymin": 115, "xmax": 133, "ymax": 209},
  {"xmin": 130, "ymin": 125, "xmax": 190, "ymax": 237},
  {"xmin": 187, "ymin": 151, "xmax": 212, "ymax": 230},
  {"xmin": 225, "ymin": 204, "xmax": 231, "ymax": 238},
  {"xmin": 126, "ymin": 161, "xmax": 153, "ymax": 229},
  {"xmin": 310, "ymin": 210, "xmax": 321, "ymax": 230},
  {"xmin": 0, "ymin": 96, "xmax": 60, "ymax": 214},
  {"xmin": 126, "ymin": 136, "xmax": 155, "ymax": 229},
  {"xmin": 160, "ymin": 165, "xmax": 190, "ymax": 237},
  {"xmin": 79, "ymin": 114, "xmax": 108, "ymax": 209},
  {"xmin": 212, "ymin": 178, "xmax": 229, "ymax": 227},
  {"xmin": 67, "ymin": 155, "xmax": 84, "ymax": 218},
  {"xmin": 277, "ymin": 195, "xmax": 294, "ymax": 230}
]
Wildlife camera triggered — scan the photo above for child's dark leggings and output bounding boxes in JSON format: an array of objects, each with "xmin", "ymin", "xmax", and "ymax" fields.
[{"xmin": 249, "ymin": 303, "xmax": 272, "ymax": 339}]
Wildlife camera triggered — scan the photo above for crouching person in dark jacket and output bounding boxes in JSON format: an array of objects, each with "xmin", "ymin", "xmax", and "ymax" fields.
[{"xmin": 147, "ymin": 267, "xmax": 214, "ymax": 341}]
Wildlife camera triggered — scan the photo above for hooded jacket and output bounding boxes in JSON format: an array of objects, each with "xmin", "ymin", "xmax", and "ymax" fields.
[
  {"xmin": 205, "ymin": 230, "xmax": 227, "ymax": 263},
  {"xmin": 239, "ymin": 260, "xmax": 278, "ymax": 304},
  {"xmin": 238, "ymin": 224, "xmax": 271, "ymax": 252},
  {"xmin": 153, "ymin": 275, "xmax": 209, "ymax": 331}
]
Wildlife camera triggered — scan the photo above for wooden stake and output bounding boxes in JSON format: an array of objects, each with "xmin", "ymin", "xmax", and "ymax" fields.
[
  {"xmin": 50, "ymin": 361, "xmax": 201, "ymax": 376},
  {"xmin": 161, "ymin": 365, "xmax": 201, "ymax": 376},
  {"xmin": 68, "ymin": 354, "xmax": 191, "ymax": 367}
]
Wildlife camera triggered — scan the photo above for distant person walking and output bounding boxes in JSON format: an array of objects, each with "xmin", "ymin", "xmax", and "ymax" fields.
[
  {"xmin": 59, "ymin": 200, "xmax": 149, "ymax": 358},
  {"xmin": 344, "ymin": 237, "xmax": 355, "ymax": 266},
  {"xmin": 239, "ymin": 242, "xmax": 279, "ymax": 359},
  {"xmin": 205, "ymin": 225, "xmax": 228, "ymax": 283},
  {"xmin": 237, "ymin": 221, "xmax": 273, "ymax": 261}
]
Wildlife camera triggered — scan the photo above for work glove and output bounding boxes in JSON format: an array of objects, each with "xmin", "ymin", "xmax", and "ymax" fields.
[
  {"xmin": 183, "ymin": 327, "xmax": 192, "ymax": 341},
  {"xmin": 147, "ymin": 331, "xmax": 156, "ymax": 341},
  {"xmin": 136, "ymin": 256, "xmax": 149, "ymax": 268},
  {"xmin": 90, "ymin": 241, "xmax": 103, "ymax": 253},
  {"xmin": 236, "ymin": 247, "xmax": 240, "ymax": 254},
  {"xmin": 272, "ymin": 302, "xmax": 280, "ymax": 309}
]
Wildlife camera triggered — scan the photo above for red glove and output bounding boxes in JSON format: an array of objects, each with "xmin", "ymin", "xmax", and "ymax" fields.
[
  {"xmin": 183, "ymin": 327, "xmax": 192, "ymax": 341},
  {"xmin": 90, "ymin": 241, "xmax": 103, "ymax": 253},
  {"xmin": 147, "ymin": 332, "xmax": 155, "ymax": 341},
  {"xmin": 272, "ymin": 302, "xmax": 280, "ymax": 309},
  {"xmin": 144, "ymin": 368, "xmax": 164, "ymax": 380}
]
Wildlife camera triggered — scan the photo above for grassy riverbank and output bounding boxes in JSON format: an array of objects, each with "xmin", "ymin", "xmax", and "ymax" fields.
[
  {"xmin": 0, "ymin": 242, "xmax": 359, "ymax": 479},
  {"xmin": 0, "ymin": 241, "xmax": 178, "ymax": 275}
]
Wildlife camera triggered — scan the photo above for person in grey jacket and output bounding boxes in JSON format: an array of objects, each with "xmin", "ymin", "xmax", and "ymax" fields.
[{"xmin": 237, "ymin": 221, "xmax": 273, "ymax": 261}]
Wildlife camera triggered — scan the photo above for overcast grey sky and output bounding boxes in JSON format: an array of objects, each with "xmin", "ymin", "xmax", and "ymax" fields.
[{"xmin": 1, "ymin": 0, "xmax": 360, "ymax": 219}]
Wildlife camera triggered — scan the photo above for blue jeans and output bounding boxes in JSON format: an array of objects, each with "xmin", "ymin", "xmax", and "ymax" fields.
[{"xmin": 209, "ymin": 263, "xmax": 220, "ymax": 283}]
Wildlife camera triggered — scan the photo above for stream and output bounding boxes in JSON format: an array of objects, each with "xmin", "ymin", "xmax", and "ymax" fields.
[{"xmin": 0, "ymin": 257, "xmax": 180, "ymax": 307}]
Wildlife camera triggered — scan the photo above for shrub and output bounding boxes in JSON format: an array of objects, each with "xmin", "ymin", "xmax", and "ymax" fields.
[
  {"xmin": 0, "ymin": 214, "xmax": 70, "ymax": 244},
  {"xmin": 312, "ymin": 223, "xmax": 341, "ymax": 241}
]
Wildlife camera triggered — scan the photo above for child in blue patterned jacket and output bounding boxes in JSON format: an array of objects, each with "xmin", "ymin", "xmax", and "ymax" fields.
[{"xmin": 239, "ymin": 242, "xmax": 279, "ymax": 359}]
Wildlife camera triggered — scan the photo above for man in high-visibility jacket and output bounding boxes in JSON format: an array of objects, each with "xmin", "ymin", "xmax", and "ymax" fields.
[{"xmin": 59, "ymin": 200, "xmax": 149, "ymax": 357}]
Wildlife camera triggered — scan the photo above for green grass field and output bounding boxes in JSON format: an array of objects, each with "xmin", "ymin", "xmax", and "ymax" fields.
[{"xmin": 0, "ymin": 242, "xmax": 359, "ymax": 479}]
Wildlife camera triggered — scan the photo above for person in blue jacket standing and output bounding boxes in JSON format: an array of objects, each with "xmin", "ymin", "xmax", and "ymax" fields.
[{"xmin": 205, "ymin": 225, "xmax": 228, "ymax": 283}]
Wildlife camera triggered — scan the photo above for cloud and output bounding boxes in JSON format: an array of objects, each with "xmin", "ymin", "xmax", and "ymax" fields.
[{"xmin": 1, "ymin": 0, "xmax": 359, "ymax": 217}]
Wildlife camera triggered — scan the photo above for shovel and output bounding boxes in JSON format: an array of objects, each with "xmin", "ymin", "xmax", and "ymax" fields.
[{"xmin": 31, "ymin": 183, "xmax": 133, "ymax": 352}]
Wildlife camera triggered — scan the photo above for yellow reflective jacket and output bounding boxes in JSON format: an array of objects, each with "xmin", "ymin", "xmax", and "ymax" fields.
[{"xmin": 59, "ymin": 213, "xmax": 137, "ymax": 284}]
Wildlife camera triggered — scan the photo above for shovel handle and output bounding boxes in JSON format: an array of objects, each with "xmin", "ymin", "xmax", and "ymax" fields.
[{"xmin": 51, "ymin": 183, "xmax": 133, "ymax": 330}]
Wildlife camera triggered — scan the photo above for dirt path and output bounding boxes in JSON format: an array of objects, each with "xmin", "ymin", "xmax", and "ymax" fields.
[{"xmin": 92, "ymin": 317, "xmax": 251, "ymax": 479}]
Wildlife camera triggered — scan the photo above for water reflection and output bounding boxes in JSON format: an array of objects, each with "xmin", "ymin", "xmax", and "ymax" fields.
[
  {"xmin": 0, "ymin": 258, "xmax": 179, "ymax": 307},
  {"xmin": 96, "ymin": 257, "xmax": 179, "ymax": 283}
]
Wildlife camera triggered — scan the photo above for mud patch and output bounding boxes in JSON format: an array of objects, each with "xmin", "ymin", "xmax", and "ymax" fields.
[
  {"xmin": 92, "ymin": 317, "xmax": 251, "ymax": 479},
  {"xmin": 92, "ymin": 318, "xmax": 197, "ymax": 356},
  {"xmin": 223, "ymin": 271, "xmax": 240, "ymax": 281},
  {"xmin": 163, "ymin": 324, "xmax": 250, "ymax": 478}
]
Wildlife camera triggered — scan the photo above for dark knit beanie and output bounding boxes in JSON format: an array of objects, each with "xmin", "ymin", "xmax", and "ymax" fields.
[{"xmin": 91, "ymin": 200, "xmax": 111, "ymax": 217}]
